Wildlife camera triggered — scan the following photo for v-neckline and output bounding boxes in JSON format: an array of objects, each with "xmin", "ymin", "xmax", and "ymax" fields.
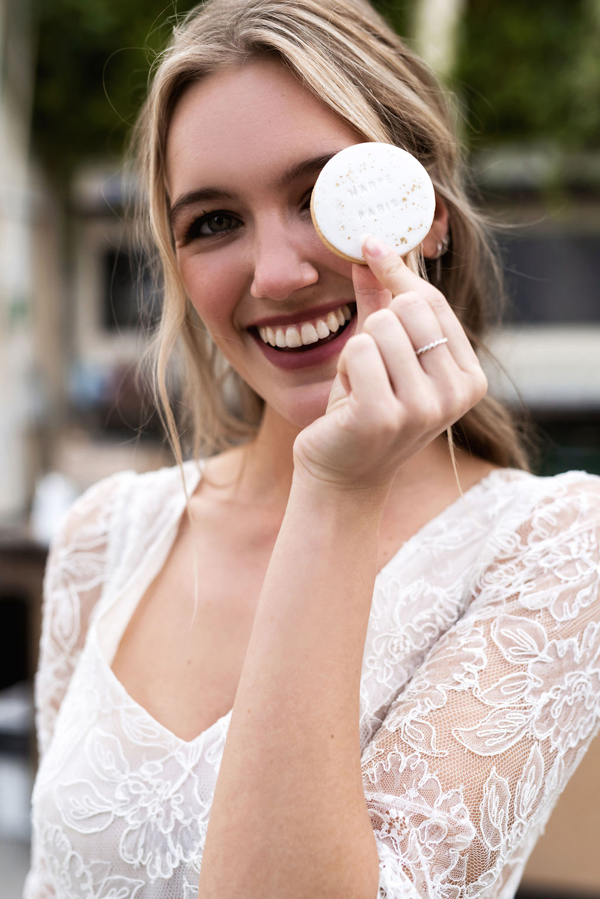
[{"xmin": 94, "ymin": 463, "xmax": 524, "ymax": 746}]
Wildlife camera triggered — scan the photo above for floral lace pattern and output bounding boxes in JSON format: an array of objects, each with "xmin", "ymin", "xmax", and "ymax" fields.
[{"xmin": 24, "ymin": 464, "xmax": 600, "ymax": 899}]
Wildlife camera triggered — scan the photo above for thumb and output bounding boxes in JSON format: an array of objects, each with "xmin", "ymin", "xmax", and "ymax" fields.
[
  {"xmin": 325, "ymin": 367, "xmax": 350, "ymax": 414},
  {"xmin": 360, "ymin": 233, "xmax": 421, "ymax": 299},
  {"xmin": 352, "ymin": 261, "xmax": 393, "ymax": 334}
]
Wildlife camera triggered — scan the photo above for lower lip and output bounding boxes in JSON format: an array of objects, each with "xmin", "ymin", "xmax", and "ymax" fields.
[{"xmin": 248, "ymin": 314, "xmax": 358, "ymax": 370}]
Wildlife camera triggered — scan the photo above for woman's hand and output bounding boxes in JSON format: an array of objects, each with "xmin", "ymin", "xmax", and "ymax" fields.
[{"xmin": 292, "ymin": 234, "xmax": 489, "ymax": 493}]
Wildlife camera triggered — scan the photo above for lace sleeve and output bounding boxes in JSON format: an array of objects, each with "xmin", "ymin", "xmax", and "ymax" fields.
[
  {"xmin": 360, "ymin": 474, "xmax": 600, "ymax": 899},
  {"xmin": 34, "ymin": 471, "xmax": 131, "ymax": 759}
]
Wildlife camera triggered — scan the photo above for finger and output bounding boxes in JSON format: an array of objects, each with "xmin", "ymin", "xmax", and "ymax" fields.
[
  {"xmin": 351, "ymin": 262, "xmax": 393, "ymax": 334},
  {"xmin": 363, "ymin": 303, "xmax": 486, "ymax": 429},
  {"xmin": 337, "ymin": 332, "xmax": 395, "ymax": 409},
  {"xmin": 387, "ymin": 291, "xmax": 455, "ymax": 380},
  {"xmin": 361, "ymin": 307, "xmax": 426, "ymax": 398},
  {"xmin": 361, "ymin": 234, "xmax": 481, "ymax": 373},
  {"xmin": 361, "ymin": 233, "xmax": 416, "ymax": 297}
]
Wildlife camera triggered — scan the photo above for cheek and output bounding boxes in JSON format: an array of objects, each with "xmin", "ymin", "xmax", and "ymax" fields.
[
  {"xmin": 178, "ymin": 250, "xmax": 245, "ymax": 330},
  {"xmin": 306, "ymin": 230, "xmax": 353, "ymax": 280}
]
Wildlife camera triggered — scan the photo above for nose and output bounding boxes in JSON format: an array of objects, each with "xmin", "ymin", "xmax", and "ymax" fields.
[{"xmin": 250, "ymin": 217, "xmax": 319, "ymax": 301}]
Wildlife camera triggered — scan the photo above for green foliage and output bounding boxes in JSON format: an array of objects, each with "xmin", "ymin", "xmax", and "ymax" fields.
[
  {"xmin": 456, "ymin": 0, "xmax": 600, "ymax": 150},
  {"xmin": 371, "ymin": 0, "xmax": 412, "ymax": 39},
  {"xmin": 32, "ymin": 0, "xmax": 600, "ymax": 183},
  {"xmin": 32, "ymin": 0, "xmax": 197, "ymax": 180},
  {"xmin": 31, "ymin": 0, "xmax": 413, "ymax": 181}
]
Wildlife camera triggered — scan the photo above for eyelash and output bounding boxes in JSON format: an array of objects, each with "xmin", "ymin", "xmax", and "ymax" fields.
[
  {"xmin": 182, "ymin": 187, "xmax": 314, "ymax": 245},
  {"xmin": 184, "ymin": 211, "xmax": 241, "ymax": 243}
]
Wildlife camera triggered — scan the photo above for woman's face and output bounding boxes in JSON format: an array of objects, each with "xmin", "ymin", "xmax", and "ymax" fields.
[{"xmin": 166, "ymin": 59, "xmax": 369, "ymax": 429}]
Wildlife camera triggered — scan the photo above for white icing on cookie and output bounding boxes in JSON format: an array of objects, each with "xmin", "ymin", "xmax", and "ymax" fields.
[{"xmin": 310, "ymin": 142, "xmax": 436, "ymax": 264}]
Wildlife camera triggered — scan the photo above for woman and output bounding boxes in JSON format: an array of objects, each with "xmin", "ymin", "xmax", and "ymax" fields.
[{"xmin": 26, "ymin": 0, "xmax": 600, "ymax": 897}]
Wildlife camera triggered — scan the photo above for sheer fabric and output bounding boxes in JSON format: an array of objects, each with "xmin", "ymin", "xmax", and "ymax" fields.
[{"xmin": 24, "ymin": 463, "xmax": 600, "ymax": 899}]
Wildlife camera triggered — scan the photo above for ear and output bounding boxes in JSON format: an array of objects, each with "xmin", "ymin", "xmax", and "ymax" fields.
[{"xmin": 421, "ymin": 194, "xmax": 450, "ymax": 259}]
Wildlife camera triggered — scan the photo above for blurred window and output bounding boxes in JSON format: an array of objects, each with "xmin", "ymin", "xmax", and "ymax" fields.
[
  {"xmin": 500, "ymin": 233, "xmax": 600, "ymax": 324},
  {"xmin": 533, "ymin": 412, "xmax": 600, "ymax": 476},
  {"xmin": 0, "ymin": 595, "xmax": 28, "ymax": 691},
  {"xmin": 102, "ymin": 247, "xmax": 161, "ymax": 331}
]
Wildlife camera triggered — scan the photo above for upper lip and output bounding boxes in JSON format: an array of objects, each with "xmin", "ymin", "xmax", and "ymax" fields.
[{"xmin": 247, "ymin": 300, "xmax": 355, "ymax": 330}]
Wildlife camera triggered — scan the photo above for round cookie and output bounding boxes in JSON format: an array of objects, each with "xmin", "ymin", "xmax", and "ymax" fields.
[{"xmin": 310, "ymin": 142, "xmax": 436, "ymax": 264}]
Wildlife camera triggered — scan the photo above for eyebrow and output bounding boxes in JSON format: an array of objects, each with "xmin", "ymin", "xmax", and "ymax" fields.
[{"xmin": 168, "ymin": 151, "xmax": 338, "ymax": 227}]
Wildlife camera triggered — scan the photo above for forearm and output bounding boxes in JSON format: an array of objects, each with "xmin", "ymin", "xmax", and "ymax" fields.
[{"xmin": 196, "ymin": 474, "xmax": 386, "ymax": 899}]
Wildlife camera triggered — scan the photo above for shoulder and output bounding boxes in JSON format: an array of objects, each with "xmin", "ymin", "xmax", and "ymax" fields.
[
  {"xmin": 471, "ymin": 467, "xmax": 600, "ymax": 575},
  {"xmin": 44, "ymin": 469, "xmax": 137, "ymax": 585},
  {"xmin": 506, "ymin": 467, "xmax": 600, "ymax": 531},
  {"xmin": 518, "ymin": 466, "xmax": 600, "ymax": 497},
  {"xmin": 84, "ymin": 460, "xmax": 204, "ymax": 591},
  {"xmin": 44, "ymin": 460, "xmax": 203, "ymax": 603},
  {"xmin": 474, "ymin": 469, "xmax": 600, "ymax": 617},
  {"xmin": 480, "ymin": 467, "xmax": 600, "ymax": 534},
  {"xmin": 54, "ymin": 459, "xmax": 202, "ymax": 547},
  {"xmin": 104, "ymin": 458, "xmax": 203, "ymax": 547}
]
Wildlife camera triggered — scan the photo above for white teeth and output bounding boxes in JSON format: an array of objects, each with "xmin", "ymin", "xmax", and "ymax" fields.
[
  {"xmin": 256, "ymin": 304, "xmax": 354, "ymax": 348},
  {"xmin": 315, "ymin": 319, "xmax": 330, "ymax": 339},
  {"xmin": 301, "ymin": 322, "xmax": 319, "ymax": 344},
  {"xmin": 285, "ymin": 326, "xmax": 302, "ymax": 348},
  {"xmin": 326, "ymin": 311, "xmax": 340, "ymax": 333}
]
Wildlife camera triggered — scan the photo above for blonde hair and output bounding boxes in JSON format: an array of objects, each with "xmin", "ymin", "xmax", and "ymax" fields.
[{"xmin": 133, "ymin": 0, "xmax": 533, "ymax": 472}]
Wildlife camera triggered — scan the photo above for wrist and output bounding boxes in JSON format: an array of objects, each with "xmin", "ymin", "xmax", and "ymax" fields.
[{"xmin": 290, "ymin": 465, "xmax": 390, "ymax": 515}]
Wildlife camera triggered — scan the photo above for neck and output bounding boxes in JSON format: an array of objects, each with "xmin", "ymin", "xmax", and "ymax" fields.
[
  {"xmin": 207, "ymin": 404, "xmax": 485, "ymax": 516},
  {"xmin": 243, "ymin": 404, "xmax": 300, "ymax": 502},
  {"xmin": 201, "ymin": 404, "xmax": 299, "ymax": 508}
]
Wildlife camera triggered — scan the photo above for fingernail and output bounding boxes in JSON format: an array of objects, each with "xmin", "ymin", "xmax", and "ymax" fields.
[{"xmin": 362, "ymin": 234, "xmax": 390, "ymax": 258}]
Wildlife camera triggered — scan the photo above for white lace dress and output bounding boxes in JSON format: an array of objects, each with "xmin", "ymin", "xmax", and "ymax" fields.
[{"xmin": 24, "ymin": 462, "xmax": 600, "ymax": 899}]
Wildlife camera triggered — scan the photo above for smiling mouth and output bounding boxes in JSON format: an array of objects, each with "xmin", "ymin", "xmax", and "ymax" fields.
[{"xmin": 248, "ymin": 302, "xmax": 357, "ymax": 352}]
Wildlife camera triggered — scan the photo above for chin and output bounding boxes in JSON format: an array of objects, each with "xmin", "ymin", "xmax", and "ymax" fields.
[{"xmin": 272, "ymin": 380, "xmax": 334, "ymax": 429}]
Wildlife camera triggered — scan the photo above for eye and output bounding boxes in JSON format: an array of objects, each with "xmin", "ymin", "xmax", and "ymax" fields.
[
  {"xmin": 301, "ymin": 187, "xmax": 314, "ymax": 210},
  {"xmin": 185, "ymin": 210, "xmax": 241, "ymax": 242}
]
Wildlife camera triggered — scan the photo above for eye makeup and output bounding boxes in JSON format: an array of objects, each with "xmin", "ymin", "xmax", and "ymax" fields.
[
  {"xmin": 178, "ymin": 186, "xmax": 315, "ymax": 247},
  {"xmin": 183, "ymin": 210, "xmax": 242, "ymax": 244}
]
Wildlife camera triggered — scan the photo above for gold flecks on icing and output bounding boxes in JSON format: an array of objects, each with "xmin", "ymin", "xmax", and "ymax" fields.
[{"xmin": 310, "ymin": 142, "xmax": 435, "ymax": 262}]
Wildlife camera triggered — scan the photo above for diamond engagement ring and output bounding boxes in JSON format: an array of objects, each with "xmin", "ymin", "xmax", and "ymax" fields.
[{"xmin": 415, "ymin": 337, "xmax": 449, "ymax": 356}]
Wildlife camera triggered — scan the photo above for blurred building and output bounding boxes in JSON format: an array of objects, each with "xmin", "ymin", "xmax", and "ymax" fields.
[
  {"xmin": 1, "ymin": 0, "xmax": 599, "ymax": 528},
  {"xmin": 0, "ymin": 0, "xmax": 39, "ymax": 878},
  {"xmin": 0, "ymin": 0, "xmax": 37, "ymax": 525},
  {"xmin": 481, "ymin": 147, "xmax": 600, "ymax": 476},
  {"xmin": 0, "ymin": 0, "xmax": 599, "ymax": 895}
]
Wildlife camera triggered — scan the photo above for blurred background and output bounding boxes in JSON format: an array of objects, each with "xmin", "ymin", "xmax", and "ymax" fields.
[{"xmin": 1, "ymin": 0, "xmax": 599, "ymax": 895}]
